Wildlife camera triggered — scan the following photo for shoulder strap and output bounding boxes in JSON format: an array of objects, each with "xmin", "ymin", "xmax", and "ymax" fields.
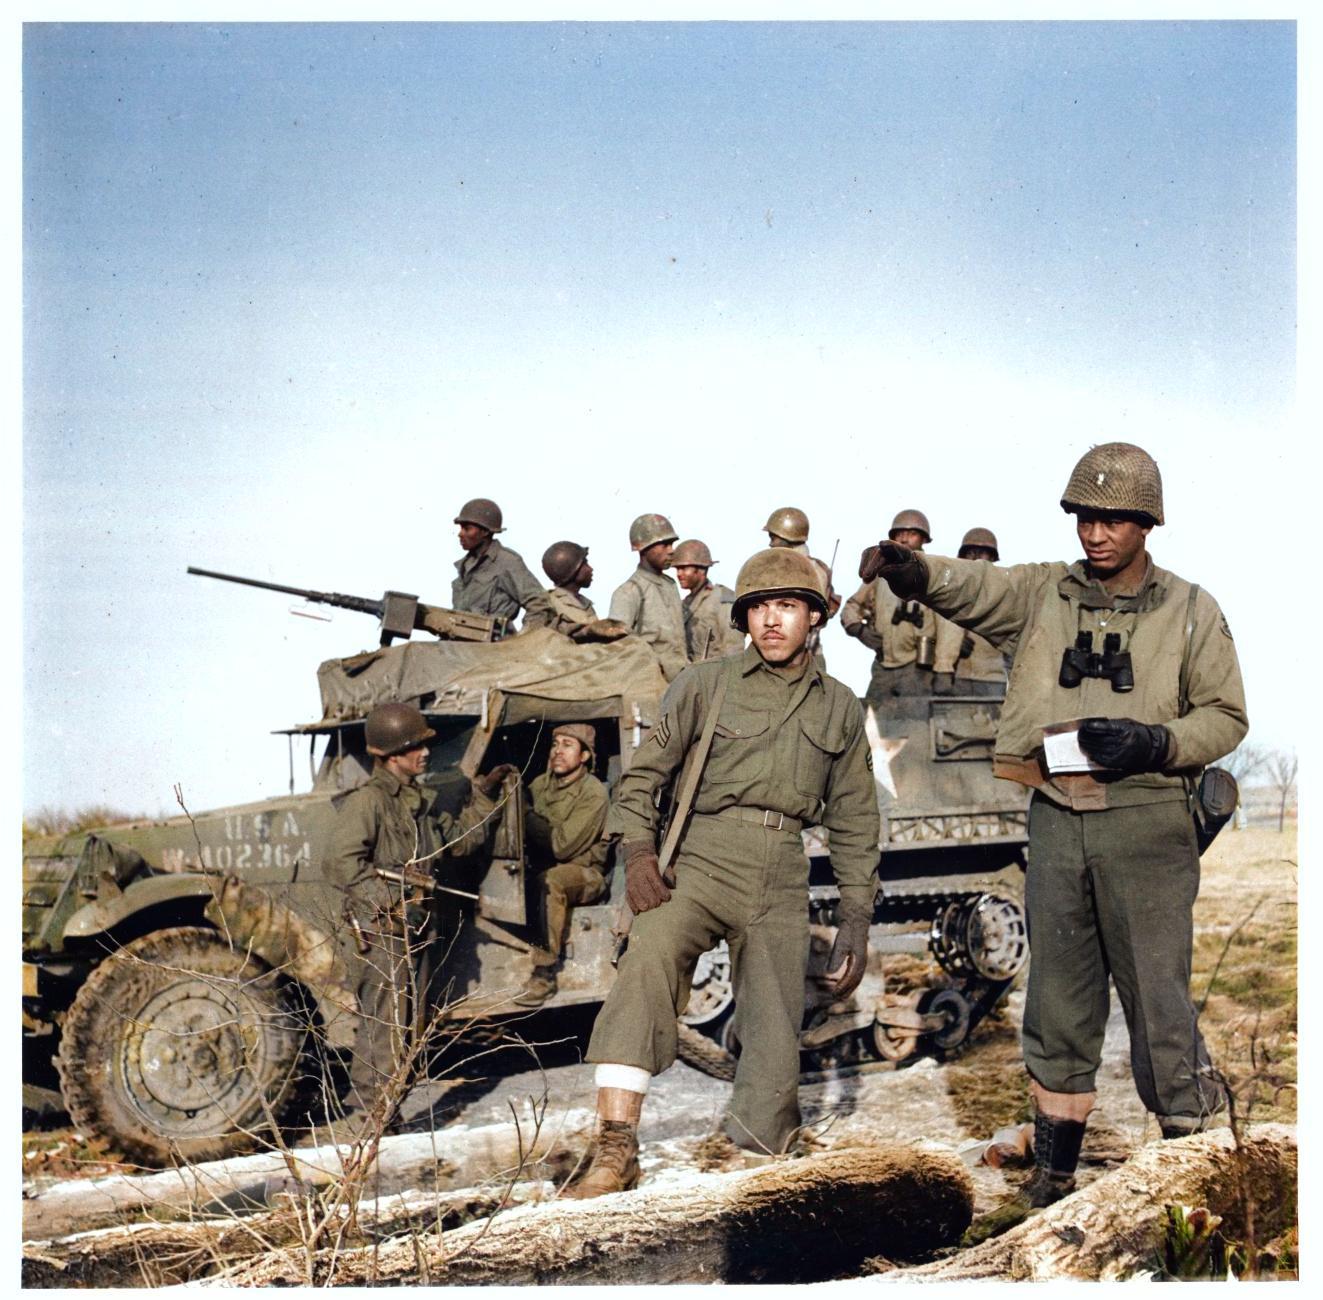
[
  {"xmin": 657, "ymin": 663, "xmax": 732, "ymax": 876},
  {"xmin": 1178, "ymin": 584, "xmax": 1200, "ymax": 717}
]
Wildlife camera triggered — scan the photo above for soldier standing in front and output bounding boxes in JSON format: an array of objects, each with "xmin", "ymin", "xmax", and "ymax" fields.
[
  {"xmin": 567, "ymin": 549, "xmax": 880, "ymax": 1197},
  {"xmin": 860, "ymin": 443, "xmax": 1247, "ymax": 1234},
  {"xmin": 609, "ymin": 513, "xmax": 689, "ymax": 682},
  {"xmin": 671, "ymin": 538, "xmax": 745, "ymax": 661},
  {"xmin": 450, "ymin": 497, "xmax": 547, "ymax": 633}
]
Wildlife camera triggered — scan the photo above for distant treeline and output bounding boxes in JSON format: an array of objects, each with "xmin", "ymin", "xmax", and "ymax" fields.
[{"xmin": 22, "ymin": 806, "xmax": 153, "ymax": 841}]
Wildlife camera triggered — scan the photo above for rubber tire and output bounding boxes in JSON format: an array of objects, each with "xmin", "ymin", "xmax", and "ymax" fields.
[
  {"xmin": 57, "ymin": 926, "xmax": 308, "ymax": 1166},
  {"xmin": 675, "ymin": 1020, "xmax": 736, "ymax": 1082}
]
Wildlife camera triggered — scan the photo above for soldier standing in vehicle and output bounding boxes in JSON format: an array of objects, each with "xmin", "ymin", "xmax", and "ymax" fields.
[
  {"xmin": 451, "ymin": 497, "xmax": 547, "ymax": 633},
  {"xmin": 522, "ymin": 541, "xmax": 629, "ymax": 643},
  {"xmin": 672, "ymin": 539, "xmax": 745, "ymax": 661},
  {"xmin": 566, "ymin": 549, "xmax": 880, "ymax": 1197},
  {"xmin": 324, "ymin": 702, "xmax": 514, "ymax": 1131},
  {"xmin": 763, "ymin": 506, "xmax": 811, "ymax": 554},
  {"xmin": 860, "ymin": 443, "xmax": 1247, "ymax": 1235},
  {"xmin": 609, "ymin": 513, "xmax": 689, "ymax": 681},
  {"xmin": 514, "ymin": 723, "xmax": 610, "ymax": 1007},
  {"xmin": 932, "ymin": 528, "xmax": 1010, "ymax": 697},
  {"xmin": 842, "ymin": 508, "xmax": 940, "ymax": 710}
]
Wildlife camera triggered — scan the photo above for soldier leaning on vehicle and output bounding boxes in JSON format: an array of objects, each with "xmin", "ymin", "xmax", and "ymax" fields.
[
  {"xmin": 522, "ymin": 540, "xmax": 629, "ymax": 643},
  {"xmin": 860, "ymin": 442, "xmax": 1247, "ymax": 1240},
  {"xmin": 609, "ymin": 513, "xmax": 689, "ymax": 682},
  {"xmin": 566, "ymin": 548, "xmax": 880, "ymax": 1198},
  {"xmin": 324, "ymin": 702, "xmax": 515, "ymax": 1133},
  {"xmin": 450, "ymin": 497, "xmax": 549, "ymax": 633}
]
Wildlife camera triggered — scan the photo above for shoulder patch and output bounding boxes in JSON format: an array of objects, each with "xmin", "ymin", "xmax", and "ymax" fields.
[
  {"xmin": 865, "ymin": 749, "xmax": 874, "ymax": 773},
  {"xmin": 1219, "ymin": 613, "xmax": 1233, "ymax": 640}
]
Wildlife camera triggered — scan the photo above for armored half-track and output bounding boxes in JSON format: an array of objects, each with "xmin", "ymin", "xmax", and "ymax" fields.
[{"xmin": 24, "ymin": 573, "xmax": 1028, "ymax": 1164}]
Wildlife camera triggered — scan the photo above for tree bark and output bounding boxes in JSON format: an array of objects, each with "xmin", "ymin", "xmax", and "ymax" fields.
[
  {"xmin": 891, "ymin": 1124, "xmax": 1296, "ymax": 1282},
  {"xmin": 225, "ymin": 1145, "xmax": 973, "ymax": 1286}
]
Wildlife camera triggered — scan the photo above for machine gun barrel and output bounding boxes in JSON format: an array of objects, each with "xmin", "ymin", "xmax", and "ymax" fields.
[{"xmin": 187, "ymin": 565, "xmax": 500, "ymax": 644}]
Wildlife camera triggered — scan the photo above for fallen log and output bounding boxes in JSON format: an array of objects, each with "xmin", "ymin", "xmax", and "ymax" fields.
[
  {"xmin": 223, "ymin": 1144, "xmax": 974, "ymax": 1286},
  {"xmin": 21, "ymin": 1182, "xmax": 555, "ymax": 1288},
  {"xmin": 892, "ymin": 1123, "xmax": 1296, "ymax": 1282},
  {"xmin": 22, "ymin": 1107, "xmax": 592, "ymax": 1243}
]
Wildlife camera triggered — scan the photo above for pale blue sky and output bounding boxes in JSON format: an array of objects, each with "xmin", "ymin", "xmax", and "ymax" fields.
[{"xmin": 23, "ymin": 19, "xmax": 1297, "ymax": 814}]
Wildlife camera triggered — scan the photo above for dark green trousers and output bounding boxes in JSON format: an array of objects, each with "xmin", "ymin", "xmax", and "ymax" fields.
[
  {"xmin": 1023, "ymin": 794, "xmax": 1223, "ymax": 1124},
  {"xmin": 587, "ymin": 812, "xmax": 810, "ymax": 1154}
]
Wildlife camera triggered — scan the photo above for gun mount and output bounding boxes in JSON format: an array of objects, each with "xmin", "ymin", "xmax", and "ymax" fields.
[{"xmin": 187, "ymin": 566, "xmax": 502, "ymax": 645}]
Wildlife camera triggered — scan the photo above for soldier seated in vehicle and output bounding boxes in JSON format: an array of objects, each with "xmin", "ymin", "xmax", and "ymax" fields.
[
  {"xmin": 515, "ymin": 723, "xmax": 610, "ymax": 1006},
  {"xmin": 522, "ymin": 541, "xmax": 630, "ymax": 643},
  {"xmin": 324, "ymin": 702, "xmax": 515, "ymax": 1135}
]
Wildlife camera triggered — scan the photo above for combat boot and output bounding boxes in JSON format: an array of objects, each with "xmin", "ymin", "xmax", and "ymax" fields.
[
  {"xmin": 961, "ymin": 1113, "xmax": 1085, "ymax": 1247},
  {"xmin": 514, "ymin": 965, "xmax": 558, "ymax": 1007},
  {"xmin": 563, "ymin": 1086, "xmax": 644, "ymax": 1199}
]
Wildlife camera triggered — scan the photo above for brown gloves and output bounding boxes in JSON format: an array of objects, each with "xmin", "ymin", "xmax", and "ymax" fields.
[
  {"xmin": 623, "ymin": 841, "xmax": 672, "ymax": 913},
  {"xmin": 475, "ymin": 763, "xmax": 519, "ymax": 797},
  {"xmin": 823, "ymin": 911, "xmax": 871, "ymax": 998},
  {"xmin": 858, "ymin": 540, "xmax": 927, "ymax": 599}
]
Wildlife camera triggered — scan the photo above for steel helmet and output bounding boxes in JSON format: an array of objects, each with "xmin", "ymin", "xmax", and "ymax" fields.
[
  {"xmin": 888, "ymin": 509, "xmax": 932, "ymax": 544},
  {"xmin": 453, "ymin": 498, "xmax": 505, "ymax": 533},
  {"xmin": 542, "ymin": 540, "xmax": 589, "ymax": 586},
  {"xmin": 731, "ymin": 548, "xmax": 829, "ymax": 631},
  {"xmin": 671, "ymin": 539, "xmax": 716, "ymax": 569},
  {"xmin": 1060, "ymin": 442, "xmax": 1164, "ymax": 525},
  {"xmin": 365, "ymin": 702, "xmax": 436, "ymax": 758},
  {"xmin": 958, "ymin": 527, "xmax": 1000, "ymax": 560},
  {"xmin": 628, "ymin": 513, "xmax": 678, "ymax": 550},
  {"xmin": 762, "ymin": 506, "xmax": 810, "ymax": 545},
  {"xmin": 552, "ymin": 722, "xmax": 597, "ymax": 761}
]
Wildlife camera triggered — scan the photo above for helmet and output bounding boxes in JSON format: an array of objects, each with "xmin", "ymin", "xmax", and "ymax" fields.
[
  {"xmin": 453, "ymin": 498, "xmax": 505, "ymax": 533},
  {"xmin": 552, "ymin": 722, "xmax": 596, "ymax": 761},
  {"xmin": 671, "ymin": 539, "xmax": 715, "ymax": 568},
  {"xmin": 628, "ymin": 513, "xmax": 678, "ymax": 550},
  {"xmin": 365, "ymin": 702, "xmax": 436, "ymax": 758},
  {"xmin": 1060, "ymin": 442, "xmax": 1164, "ymax": 525},
  {"xmin": 889, "ymin": 509, "xmax": 932, "ymax": 543},
  {"xmin": 542, "ymin": 540, "xmax": 589, "ymax": 586},
  {"xmin": 731, "ymin": 548, "xmax": 829, "ymax": 630},
  {"xmin": 958, "ymin": 527, "xmax": 1000, "ymax": 560},
  {"xmin": 762, "ymin": 506, "xmax": 810, "ymax": 544}
]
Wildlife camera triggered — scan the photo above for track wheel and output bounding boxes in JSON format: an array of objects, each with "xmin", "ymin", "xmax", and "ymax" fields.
[{"xmin": 925, "ymin": 988, "xmax": 974, "ymax": 1051}]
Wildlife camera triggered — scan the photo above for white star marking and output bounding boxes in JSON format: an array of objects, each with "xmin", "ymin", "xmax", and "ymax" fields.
[{"xmin": 863, "ymin": 704, "xmax": 907, "ymax": 800}]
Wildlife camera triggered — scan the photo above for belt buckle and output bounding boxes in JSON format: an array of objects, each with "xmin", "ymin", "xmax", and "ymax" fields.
[{"xmin": 761, "ymin": 809, "xmax": 784, "ymax": 831}]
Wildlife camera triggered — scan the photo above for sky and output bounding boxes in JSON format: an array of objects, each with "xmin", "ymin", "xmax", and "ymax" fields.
[{"xmin": 20, "ymin": 15, "xmax": 1301, "ymax": 818}]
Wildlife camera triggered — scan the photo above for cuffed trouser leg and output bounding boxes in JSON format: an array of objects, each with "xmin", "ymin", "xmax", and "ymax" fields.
[
  {"xmin": 1023, "ymin": 795, "xmax": 1222, "ymax": 1122},
  {"xmin": 586, "ymin": 814, "xmax": 810, "ymax": 1154}
]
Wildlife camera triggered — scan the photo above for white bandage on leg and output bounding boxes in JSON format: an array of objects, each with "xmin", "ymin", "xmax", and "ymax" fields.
[{"xmin": 594, "ymin": 1063, "xmax": 651, "ymax": 1095}]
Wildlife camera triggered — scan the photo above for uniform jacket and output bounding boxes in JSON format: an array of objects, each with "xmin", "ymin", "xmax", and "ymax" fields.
[
  {"xmin": 610, "ymin": 647, "xmax": 880, "ymax": 918},
  {"xmin": 682, "ymin": 580, "xmax": 745, "ymax": 661},
  {"xmin": 522, "ymin": 586, "xmax": 598, "ymax": 637},
  {"xmin": 933, "ymin": 617, "xmax": 1008, "ymax": 684},
  {"xmin": 325, "ymin": 766, "xmax": 496, "ymax": 906},
  {"xmin": 917, "ymin": 553, "xmax": 1248, "ymax": 810},
  {"xmin": 527, "ymin": 768, "xmax": 610, "ymax": 873},
  {"xmin": 609, "ymin": 564, "xmax": 689, "ymax": 682},
  {"xmin": 451, "ymin": 539, "xmax": 546, "ymax": 625},
  {"xmin": 843, "ymin": 577, "xmax": 938, "ymax": 667}
]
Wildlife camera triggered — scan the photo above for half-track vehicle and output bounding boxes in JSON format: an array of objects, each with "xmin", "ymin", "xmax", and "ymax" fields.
[{"xmin": 23, "ymin": 571, "xmax": 1028, "ymax": 1163}]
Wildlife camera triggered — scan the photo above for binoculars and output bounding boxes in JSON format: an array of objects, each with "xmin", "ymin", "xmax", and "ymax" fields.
[
  {"xmin": 891, "ymin": 601, "xmax": 925, "ymax": 628},
  {"xmin": 1058, "ymin": 631, "xmax": 1135, "ymax": 692}
]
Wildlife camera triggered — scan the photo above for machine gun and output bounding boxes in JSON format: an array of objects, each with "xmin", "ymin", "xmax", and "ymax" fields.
[{"xmin": 187, "ymin": 566, "xmax": 503, "ymax": 645}]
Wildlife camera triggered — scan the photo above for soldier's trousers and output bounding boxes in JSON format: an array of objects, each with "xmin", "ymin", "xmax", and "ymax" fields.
[
  {"xmin": 587, "ymin": 811, "xmax": 810, "ymax": 1154},
  {"xmin": 531, "ymin": 863, "xmax": 607, "ymax": 969},
  {"xmin": 1022, "ymin": 794, "xmax": 1223, "ymax": 1125}
]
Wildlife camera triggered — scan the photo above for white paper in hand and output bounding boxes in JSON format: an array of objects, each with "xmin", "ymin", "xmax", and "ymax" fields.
[{"xmin": 1042, "ymin": 720, "xmax": 1108, "ymax": 774}]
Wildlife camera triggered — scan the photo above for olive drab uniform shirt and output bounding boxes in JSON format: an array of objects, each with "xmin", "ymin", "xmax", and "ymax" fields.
[
  {"xmin": 451, "ymin": 539, "xmax": 547, "ymax": 628},
  {"xmin": 610, "ymin": 647, "xmax": 880, "ymax": 918},
  {"xmin": 527, "ymin": 769, "xmax": 610, "ymax": 872},
  {"xmin": 609, "ymin": 564, "xmax": 689, "ymax": 682},
  {"xmin": 933, "ymin": 616, "xmax": 1008, "ymax": 684},
  {"xmin": 326, "ymin": 767, "xmax": 497, "ymax": 916},
  {"xmin": 521, "ymin": 586, "xmax": 598, "ymax": 638},
  {"xmin": 683, "ymin": 580, "xmax": 745, "ymax": 661},
  {"xmin": 916, "ymin": 553, "xmax": 1248, "ymax": 811},
  {"xmin": 842, "ymin": 577, "xmax": 938, "ymax": 667}
]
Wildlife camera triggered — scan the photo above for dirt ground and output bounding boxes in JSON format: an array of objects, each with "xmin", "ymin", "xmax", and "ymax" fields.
[{"xmin": 22, "ymin": 826, "xmax": 1297, "ymax": 1276}]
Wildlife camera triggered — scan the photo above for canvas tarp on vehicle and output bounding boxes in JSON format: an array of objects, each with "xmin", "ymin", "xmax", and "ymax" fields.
[{"xmin": 316, "ymin": 628, "xmax": 669, "ymax": 724}]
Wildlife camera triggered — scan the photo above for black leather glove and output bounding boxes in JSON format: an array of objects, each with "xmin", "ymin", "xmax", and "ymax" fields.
[
  {"xmin": 858, "ymin": 541, "xmax": 927, "ymax": 599},
  {"xmin": 1077, "ymin": 718, "xmax": 1170, "ymax": 773},
  {"xmin": 931, "ymin": 671, "xmax": 956, "ymax": 696},
  {"xmin": 823, "ymin": 911, "xmax": 871, "ymax": 998},
  {"xmin": 475, "ymin": 762, "xmax": 519, "ymax": 797},
  {"xmin": 624, "ymin": 841, "xmax": 671, "ymax": 913}
]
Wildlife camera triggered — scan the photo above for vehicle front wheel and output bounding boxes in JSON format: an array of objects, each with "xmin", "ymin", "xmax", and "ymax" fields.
[{"xmin": 56, "ymin": 926, "xmax": 309, "ymax": 1166}]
